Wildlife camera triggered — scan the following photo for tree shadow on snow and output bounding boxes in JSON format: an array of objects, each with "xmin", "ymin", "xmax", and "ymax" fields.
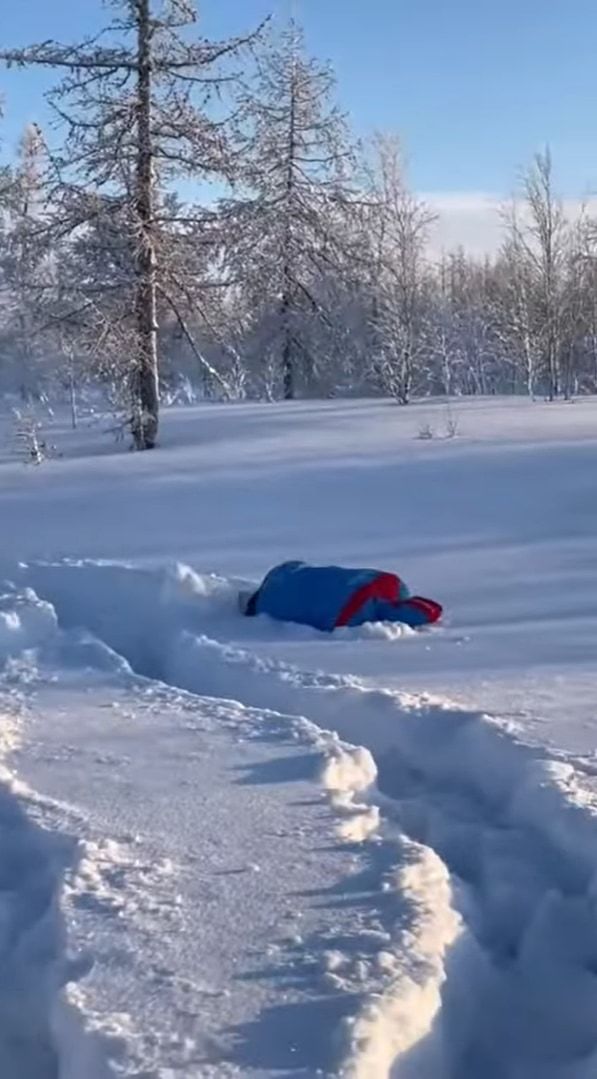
[
  {"xmin": 223, "ymin": 838, "xmax": 424, "ymax": 1075},
  {"xmin": 225, "ymin": 993, "xmax": 360, "ymax": 1075},
  {"xmin": 233, "ymin": 752, "xmax": 322, "ymax": 786}
]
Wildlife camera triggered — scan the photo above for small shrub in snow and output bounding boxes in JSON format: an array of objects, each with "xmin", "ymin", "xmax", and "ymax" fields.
[
  {"xmin": 416, "ymin": 423, "xmax": 434, "ymax": 440},
  {"xmin": 11, "ymin": 407, "xmax": 50, "ymax": 464},
  {"xmin": 444, "ymin": 401, "xmax": 460, "ymax": 438}
]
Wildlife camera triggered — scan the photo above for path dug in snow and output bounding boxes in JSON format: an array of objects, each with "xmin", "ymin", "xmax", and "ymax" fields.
[
  {"xmin": 0, "ymin": 578, "xmax": 469, "ymax": 1079},
  {"xmin": 2, "ymin": 560, "xmax": 597, "ymax": 1078}
]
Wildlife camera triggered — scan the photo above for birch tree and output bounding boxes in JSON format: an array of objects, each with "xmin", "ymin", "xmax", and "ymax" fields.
[
  {"xmin": 517, "ymin": 151, "xmax": 569, "ymax": 399},
  {"xmin": 495, "ymin": 222, "xmax": 541, "ymax": 397},
  {"xmin": 361, "ymin": 135, "xmax": 434, "ymax": 404}
]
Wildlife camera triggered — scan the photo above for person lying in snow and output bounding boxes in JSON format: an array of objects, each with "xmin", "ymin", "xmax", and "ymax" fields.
[{"xmin": 241, "ymin": 561, "xmax": 442, "ymax": 632}]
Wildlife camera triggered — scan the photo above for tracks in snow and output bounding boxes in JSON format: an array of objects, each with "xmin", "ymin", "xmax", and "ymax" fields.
[
  {"xmin": 157, "ymin": 632, "xmax": 597, "ymax": 1078},
  {"xmin": 14, "ymin": 561, "xmax": 597, "ymax": 1077}
]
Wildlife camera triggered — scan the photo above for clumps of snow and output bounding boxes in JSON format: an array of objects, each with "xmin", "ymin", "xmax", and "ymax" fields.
[
  {"xmin": 338, "ymin": 840, "xmax": 464, "ymax": 1079},
  {"xmin": 320, "ymin": 742, "xmax": 377, "ymax": 795},
  {"xmin": 0, "ymin": 703, "xmax": 22, "ymax": 762},
  {"xmin": 66, "ymin": 833, "xmax": 180, "ymax": 925},
  {"xmin": 0, "ymin": 585, "xmax": 58, "ymax": 664},
  {"xmin": 335, "ymin": 802, "xmax": 379, "ymax": 848},
  {"xmin": 159, "ymin": 559, "xmax": 243, "ymax": 616},
  {"xmin": 336, "ymin": 620, "xmax": 417, "ymax": 641},
  {"xmin": 319, "ymin": 743, "xmax": 380, "ymax": 843}
]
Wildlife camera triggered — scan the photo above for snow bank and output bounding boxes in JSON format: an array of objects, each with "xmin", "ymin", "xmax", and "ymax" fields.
[
  {"xmin": 0, "ymin": 603, "xmax": 123, "ymax": 1076},
  {"xmin": 282, "ymin": 714, "xmax": 468, "ymax": 1076},
  {"xmin": 0, "ymin": 704, "xmax": 92, "ymax": 1078},
  {"xmin": 21, "ymin": 558, "xmax": 416, "ymax": 656},
  {"xmin": 339, "ymin": 841, "xmax": 463, "ymax": 1079}
]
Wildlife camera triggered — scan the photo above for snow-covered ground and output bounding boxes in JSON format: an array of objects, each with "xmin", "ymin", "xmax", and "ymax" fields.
[{"xmin": 1, "ymin": 395, "xmax": 597, "ymax": 1077}]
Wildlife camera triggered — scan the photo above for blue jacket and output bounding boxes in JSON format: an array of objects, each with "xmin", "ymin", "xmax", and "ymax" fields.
[{"xmin": 249, "ymin": 561, "xmax": 442, "ymax": 631}]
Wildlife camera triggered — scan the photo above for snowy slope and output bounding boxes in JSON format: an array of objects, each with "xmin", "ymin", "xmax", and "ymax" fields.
[{"xmin": 1, "ymin": 396, "xmax": 597, "ymax": 1076}]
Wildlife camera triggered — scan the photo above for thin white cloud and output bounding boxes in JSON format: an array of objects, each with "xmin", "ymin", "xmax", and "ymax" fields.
[
  {"xmin": 423, "ymin": 192, "xmax": 597, "ymax": 259},
  {"xmin": 423, "ymin": 192, "xmax": 506, "ymax": 259}
]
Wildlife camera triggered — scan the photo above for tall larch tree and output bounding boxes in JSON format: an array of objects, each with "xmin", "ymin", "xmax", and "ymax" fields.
[{"xmin": 1, "ymin": 0, "xmax": 264, "ymax": 447}]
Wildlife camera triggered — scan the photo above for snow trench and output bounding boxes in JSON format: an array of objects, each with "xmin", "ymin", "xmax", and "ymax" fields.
[{"xmin": 7, "ymin": 559, "xmax": 597, "ymax": 1078}]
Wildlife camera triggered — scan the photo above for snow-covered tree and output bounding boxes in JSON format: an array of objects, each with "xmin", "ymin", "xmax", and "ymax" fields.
[
  {"xmin": 1, "ymin": 0, "xmax": 264, "ymax": 447},
  {"xmin": 2, "ymin": 30, "xmax": 597, "ymax": 416},
  {"xmin": 359, "ymin": 135, "xmax": 434, "ymax": 404},
  {"xmin": 0, "ymin": 125, "xmax": 55, "ymax": 399},
  {"xmin": 222, "ymin": 21, "xmax": 354, "ymax": 400},
  {"xmin": 507, "ymin": 151, "xmax": 569, "ymax": 399}
]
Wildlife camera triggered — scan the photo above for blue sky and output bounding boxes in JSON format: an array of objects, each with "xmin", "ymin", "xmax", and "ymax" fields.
[{"xmin": 2, "ymin": 0, "xmax": 597, "ymax": 249}]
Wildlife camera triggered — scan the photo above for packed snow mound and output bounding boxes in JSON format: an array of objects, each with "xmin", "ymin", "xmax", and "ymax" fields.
[{"xmin": 339, "ymin": 839, "xmax": 464, "ymax": 1079}]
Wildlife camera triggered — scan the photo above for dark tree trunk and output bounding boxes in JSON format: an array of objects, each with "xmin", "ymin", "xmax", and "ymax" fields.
[
  {"xmin": 281, "ymin": 294, "xmax": 294, "ymax": 400},
  {"xmin": 280, "ymin": 62, "xmax": 297, "ymax": 401},
  {"xmin": 132, "ymin": 0, "xmax": 159, "ymax": 449}
]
